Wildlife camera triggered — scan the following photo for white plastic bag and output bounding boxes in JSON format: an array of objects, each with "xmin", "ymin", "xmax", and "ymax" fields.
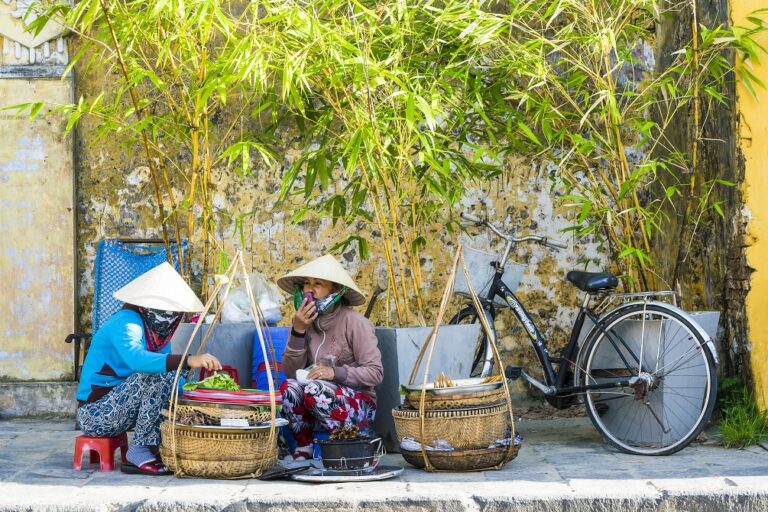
[
  {"xmin": 218, "ymin": 271, "xmax": 284, "ymax": 324},
  {"xmin": 248, "ymin": 271, "xmax": 283, "ymax": 324},
  {"xmin": 220, "ymin": 289, "xmax": 252, "ymax": 323}
]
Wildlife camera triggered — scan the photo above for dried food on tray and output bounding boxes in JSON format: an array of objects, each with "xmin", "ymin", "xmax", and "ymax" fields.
[
  {"xmin": 434, "ymin": 372, "xmax": 455, "ymax": 388},
  {"xmin": 177, "ymin": 417, "xmax": 288, "ymax": 432},
  {"xmin": 402, "ymin": 377, "xmax": 503, "ymax": 396}
]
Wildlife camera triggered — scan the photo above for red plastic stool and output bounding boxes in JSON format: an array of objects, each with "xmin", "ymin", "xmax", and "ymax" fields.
[{"xmin": 73, "ymin": 433, "xmax": 128, "ymax": 470}]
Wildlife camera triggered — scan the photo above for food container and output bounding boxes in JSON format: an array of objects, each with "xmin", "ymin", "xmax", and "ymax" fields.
[{"xmin": 316, "ymin": 437, "xmax": 383, "ymax": 470}]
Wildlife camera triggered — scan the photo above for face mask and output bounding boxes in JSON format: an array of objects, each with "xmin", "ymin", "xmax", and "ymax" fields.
[
  {"xmin": 141, "ymin": 308, "xmax": 183, "ymax": 338},
  {"xmin": 315, "ymin": 288, "xmax": 346, "ymax": 314},
  {"xmin": 293, "ymin": 286, "xmax": 346, "ymax": 315}
]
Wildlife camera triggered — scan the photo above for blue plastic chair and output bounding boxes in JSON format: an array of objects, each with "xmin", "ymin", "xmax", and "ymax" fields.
[
  {"xmin": 251, "ymin": 326, "xmax": 290, "ymax": 390},
  {"xmin": 65, "ymin": 238, "xmax": 187, "ymax": 380}
]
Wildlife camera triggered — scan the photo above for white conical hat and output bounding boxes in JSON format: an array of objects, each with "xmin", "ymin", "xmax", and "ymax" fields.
[
  {"xmin": 112, "ymin": 262, "xmax": 204, "ymax": 312},
  {"xmin": 277, "ymin": 254, "xmax": 366, "ymax": 306}
]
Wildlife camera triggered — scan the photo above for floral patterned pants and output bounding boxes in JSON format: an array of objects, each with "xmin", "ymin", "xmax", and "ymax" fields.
[
  {"xmin": 280, "ymin": 378, "xmax": 377, "ymax": 447},
  {"xmin": 76, "ymin": 371, "xmax": 177, "ymax": 446}
]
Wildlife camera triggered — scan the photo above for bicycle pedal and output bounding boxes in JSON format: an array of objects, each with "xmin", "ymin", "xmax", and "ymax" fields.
[{"xmin": 504, "ymin": 365, "xmax": 523, "ymax": 380}]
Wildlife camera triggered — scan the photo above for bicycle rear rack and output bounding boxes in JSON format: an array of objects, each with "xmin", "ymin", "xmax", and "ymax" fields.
[{"xmin": 593, "ymin": 290, "xmax": 677, "ymax": 315}]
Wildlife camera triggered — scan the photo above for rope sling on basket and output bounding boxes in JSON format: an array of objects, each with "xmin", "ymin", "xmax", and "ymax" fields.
[
  {"xmin": 163, "ymin": 251, "xmax": 280, "ymax": 479},
  {"xmin": 394, "ymin": 244, "xmax": 518, "ymax": 472}
]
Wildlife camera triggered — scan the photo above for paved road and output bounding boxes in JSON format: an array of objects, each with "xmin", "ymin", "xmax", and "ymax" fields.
[{"xmin": 0, "ymin": 416, "xmax": 766, "ymax": 511}]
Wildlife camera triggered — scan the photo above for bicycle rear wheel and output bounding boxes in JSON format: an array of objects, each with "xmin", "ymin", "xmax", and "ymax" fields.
[
  {"xmin": 450, "ymin": 305, "xmax": 496, "ymax": 377},
  {"xmin": 581, "ymin": 303, "xmax": 716, "ymax": 455}
]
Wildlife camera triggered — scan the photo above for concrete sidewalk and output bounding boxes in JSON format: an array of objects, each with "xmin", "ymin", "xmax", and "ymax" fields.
[{"xmin": 0, "ymin": 416, "xmax": 767, "ymax": 511}]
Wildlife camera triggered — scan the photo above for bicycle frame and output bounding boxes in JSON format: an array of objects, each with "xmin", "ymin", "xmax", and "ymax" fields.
[{"xmin": 484, "ymin": 267, "xmax": 635, "ymax": 399}]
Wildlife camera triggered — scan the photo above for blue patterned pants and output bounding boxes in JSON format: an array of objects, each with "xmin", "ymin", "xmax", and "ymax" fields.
[{"xmin": 76, "ymin": 372, "xmax": 177, "ymax": 446}]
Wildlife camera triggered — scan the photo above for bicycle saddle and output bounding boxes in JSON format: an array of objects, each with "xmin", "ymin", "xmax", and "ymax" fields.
[{"xmin": 566, "ymin": 271, "xmax": 619, "ymax": 292}]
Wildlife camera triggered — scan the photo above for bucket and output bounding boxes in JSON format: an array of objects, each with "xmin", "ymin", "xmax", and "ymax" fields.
[{"xmin": 316, "ymin": 437, "xmax": 382, "ymax": 470}]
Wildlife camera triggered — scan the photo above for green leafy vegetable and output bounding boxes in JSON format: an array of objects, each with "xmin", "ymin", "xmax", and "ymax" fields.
[{"xmin": 183, "ymin": 372, "xmax": 240, "ymax": 391}]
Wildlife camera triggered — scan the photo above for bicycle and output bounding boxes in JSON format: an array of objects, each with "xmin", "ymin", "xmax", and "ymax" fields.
[{"xmin": 450, "ymin": 212, "xmax": 718, "ymax": 455}]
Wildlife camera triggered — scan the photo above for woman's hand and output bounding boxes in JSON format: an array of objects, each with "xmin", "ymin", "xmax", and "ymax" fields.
[
  {"xmin": 187, "ymin": 353, "xmax": 222, "ymax": 372},
  {"xmin": 307, "ymin": 365, "xmax": 335, "ymax": 381},
  {"xmin": 292, "ymin": 298, "xmax": 318, "ymax": 333}
]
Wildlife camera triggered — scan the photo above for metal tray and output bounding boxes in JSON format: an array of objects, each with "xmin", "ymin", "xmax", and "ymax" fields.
[
  {"xmin": 403, "ymin": 378, "xmax": 503, "ymax": 396},
  {"xmin": 291, "ymin": 465, "xmax": 404, "ymax": 483},
  {"xmin": 172, "ymin": 417, "xmax": 288, "ymax": 432},
  {"xmin": 177, "ymin": 398, "xmax": 282, "ymax": 410}
]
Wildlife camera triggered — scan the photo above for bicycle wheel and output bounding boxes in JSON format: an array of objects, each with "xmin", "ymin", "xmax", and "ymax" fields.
[
  {"xmin": 450, "ymin": 305, "xmax": 496, "ymax": 377},
  {"xmin": 580, "ymin": 303, "xmax": 717, "ymax": 455}
]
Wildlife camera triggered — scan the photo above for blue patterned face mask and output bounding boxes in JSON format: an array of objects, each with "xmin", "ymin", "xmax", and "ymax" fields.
[
  {"xmin": 293, "ymin": 286, "xmax": 346, "ymax": 315},
  {"xmin": 314, "ymin": 287, "xmax": 346, "ymax": 314}
]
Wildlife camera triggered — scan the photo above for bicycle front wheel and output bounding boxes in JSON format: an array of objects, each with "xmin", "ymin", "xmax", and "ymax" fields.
[{"xmin": 581, "ymin": 303, "xmax": 717, "ymax": 455}]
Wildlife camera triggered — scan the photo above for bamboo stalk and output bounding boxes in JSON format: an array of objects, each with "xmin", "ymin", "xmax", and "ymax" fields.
[{"xmin": 97, "ymin": 0, "xmax": 172, "ymax": 261}]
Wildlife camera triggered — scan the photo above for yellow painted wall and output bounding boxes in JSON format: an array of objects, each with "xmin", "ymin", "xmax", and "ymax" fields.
[
  {"xmin": 735, "ymin": 0, "xmax": 768, "ymax": 410},
  {"xmin": 0, "ymin": 77, "xmax": 74, "ymax": 380}
]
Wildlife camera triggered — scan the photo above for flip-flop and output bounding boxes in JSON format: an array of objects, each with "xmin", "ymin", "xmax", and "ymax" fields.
[{"xmin": 120, "ymin": 460, "xmax": 171, "ymax": 476}]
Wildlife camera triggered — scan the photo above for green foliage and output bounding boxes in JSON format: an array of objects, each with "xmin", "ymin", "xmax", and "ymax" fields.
[
  {"xmin": 480, "ymin": 0, "xmax": 768, "ymax": 288},
  {"xmin": 256, "ymin": 0, "xmax": 510, "ymax": 322},
  {"xmin": 14, "ymin": 0, "xmax": 768, "ymax": 313},
  {"xmin": 22, "ymin": 0, "xmax": 282, "ymax": 294},
  {"xmin": 717, "ymin": 379, "xmax": 768, "ymax": 448},
  {"xmin": 183, "ymin": 371, "xmax": 240, "ymax": 391}
]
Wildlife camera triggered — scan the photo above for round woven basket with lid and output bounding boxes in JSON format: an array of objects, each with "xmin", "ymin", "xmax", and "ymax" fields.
[
  {"xmin": 403, "ymin": 388, "xmax": 507, "ymax": 410},
  {"xmin": 396, "ymin": 245, "xmax": 518, "ymax": 471},
  {"xmin": 163, "ymin": 252, "xmax": 281, "ymax": 479},
  {"xmin": 160, "ymin": 422, "xmax": 278, "ymax": 479},
  {"xmin": 392, "ymin": 403, "xmax": 508, "ymax": 450},
  {"xmin": 400, "ymin": 445, "xmax": 519, "ymax": 472}
]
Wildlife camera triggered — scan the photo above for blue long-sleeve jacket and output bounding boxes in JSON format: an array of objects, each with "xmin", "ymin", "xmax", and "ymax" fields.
[{"xmin": 76, "ymin": 309, "xmax": 183, "ymax": 403}]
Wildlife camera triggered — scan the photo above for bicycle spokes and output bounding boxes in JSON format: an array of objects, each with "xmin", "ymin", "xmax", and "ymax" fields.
[{"xmin": 581, "ymin": 303, "xmax": 716, "ymax": 455}]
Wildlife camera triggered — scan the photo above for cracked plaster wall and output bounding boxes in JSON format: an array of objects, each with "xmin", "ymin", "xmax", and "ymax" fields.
[
  {"xmin": 0, "ymin": 1, "xmax": 73, "ymax": 381},
  {"xmin": 72, "ymin": 80, "xmax": 608, "ymax": 393}
]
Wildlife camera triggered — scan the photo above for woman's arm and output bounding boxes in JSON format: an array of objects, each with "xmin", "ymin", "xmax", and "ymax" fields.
[
  {"xmin": 333, "ymin": 316, "xmax": 383, "ymax": 388},
  {"xmin": 281, "ymin": 328, "xmax": 309, "ymax": 378},
  {"xmin": 111, "ymin": 314, "xmax": 170, "ymax": 373}
]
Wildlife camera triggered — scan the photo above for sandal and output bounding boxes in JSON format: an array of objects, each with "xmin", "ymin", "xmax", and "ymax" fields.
[
  {"xmin": 282, "ymin": 447, "xmax": 313, "ymax": 462},
  {"xmin": 120, "ymin": 460, "xmax": 171, "ymax": 476}
]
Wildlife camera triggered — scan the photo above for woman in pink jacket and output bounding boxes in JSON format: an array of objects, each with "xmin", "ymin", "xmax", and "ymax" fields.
[{"xmin": 277, "ymin": 255, "xmax": 383, "ymax": 461}]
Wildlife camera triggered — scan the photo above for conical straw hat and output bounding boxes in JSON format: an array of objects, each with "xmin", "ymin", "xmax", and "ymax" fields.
[
  {"xmin": 277, "ymin": 254, "xmax": 366, "ymax": 306},
  {"xmin": 112, "ymin": 262, "xmax": 204, "ymax": 312}
]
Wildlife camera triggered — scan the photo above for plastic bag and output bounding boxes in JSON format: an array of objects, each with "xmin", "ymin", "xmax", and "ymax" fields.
[
  {"xmin": 218, "ymin": 271, "xmax": 284, "ymax": 324},
  {"xmin": 248, "ymin": 271, "xmax": 283, "ymax": 324},
  {"xmin": 220, "ymin": 289, "xmax": 252, "ymax": 323}
]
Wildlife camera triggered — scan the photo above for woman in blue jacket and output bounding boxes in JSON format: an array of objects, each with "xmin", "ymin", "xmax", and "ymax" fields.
[{"xmin": 76, "ymin": 262, "xmax": 222, "ymax": 476}]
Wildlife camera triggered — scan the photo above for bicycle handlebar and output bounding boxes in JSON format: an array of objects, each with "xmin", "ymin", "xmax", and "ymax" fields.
[{"xmin": 460, "ymin": 212, "xmax": 567, "ymax": 250}]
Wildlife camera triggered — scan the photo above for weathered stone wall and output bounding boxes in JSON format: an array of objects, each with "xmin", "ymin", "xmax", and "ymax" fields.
[
  {"xmin": 654, "ymin": 0, "xmax": 752, "ymax": 382},
  {"xmin": 71, "ymin": 60, "xmax": 608, "ymax": 390}
]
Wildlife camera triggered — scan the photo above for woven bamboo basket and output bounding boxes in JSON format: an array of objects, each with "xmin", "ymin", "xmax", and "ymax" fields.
[
  {"xmin": 403, "ymin": 388, "xmax": 507, "ymax": 410},
  {"xmin": 399, "ymin": 245, "xmax": 517, "ymax": 471},
  {"xmin": 400, "ymin": 445, "xmax": 520, "ymax": 471},
  {"xmin": 392, "ymin": 403, "xmax": 508, "ymax": 450},
  {"xmin": 174, "ymin": 401, "xmax": 273, "ymax": 425},
  {"xmin": 160, "ymin": 421, "xmax": 278, "ymax": 479},
  {"xmin": 163, "ymin": 252, "xmax": 281, "ymax": 479}
]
